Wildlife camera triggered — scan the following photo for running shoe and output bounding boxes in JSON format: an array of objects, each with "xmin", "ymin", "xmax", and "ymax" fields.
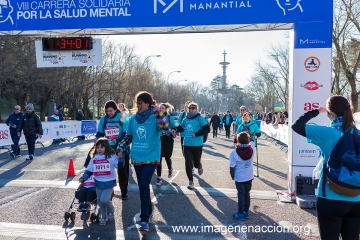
[
  {"xmin": 187, "ymin": 181, "xmax": 194, "ymax": 190},
  {"xmin": 168, "ymin": 168, "xmax": 173, "ymax": 178},
  {"xmin": 139, "ymin": 222, "xmax": 149, "ymax": 231},
  {"xmin": 26, "ymin": 155, "xmax": 33, "ymax": 161},
  {"xmin": 77, "ymin": 203, "xmax": 84, "ymax": 212},
  {"xmin": 233, "ymin": 213, "xmax": 245, "ymax": 221},
  {"xmin": 156, "ymin": 177, "xmax": 162, "ymax": 186},
  {"xmin": 10, "ymin": 152, "xmax": 15, "ymax": 158},
  {"xmin": 198, "ymin": 168, "xmax": 204, "ymax": 176},
  {"xmin": 82, "ymin": 203, "xmax": 90, "ymax": 212},
  {"xmin": 244, "ymin": 211, "xmax": 249, "ymax": 219}
]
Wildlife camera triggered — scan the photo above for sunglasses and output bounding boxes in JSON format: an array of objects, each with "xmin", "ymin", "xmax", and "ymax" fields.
[
  {"xmin": 188, "ymin": 106, "xmax": 196, "ymax": 110},
  {"xmin": 14, "ymin": 108, "xmax": 19, "ymax": 110}
]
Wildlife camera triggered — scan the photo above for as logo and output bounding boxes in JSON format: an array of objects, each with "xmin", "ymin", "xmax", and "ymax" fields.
[
  {"xmin": 154, "ymin": 0, "xmax": 183, "ymax": 14},
  {"xmin": 304, "ymin": 56, "xmax": 320, "ymax": 72},
  {"xmin": 301, "ymin": 81, "xmax": 323, "ymax": 91},
  {"xmin": 304, "ymin": 103, "xmax": 319, "ymax": 111}
]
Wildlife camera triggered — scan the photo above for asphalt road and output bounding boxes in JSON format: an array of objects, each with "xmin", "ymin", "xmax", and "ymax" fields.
[{"xmin": 0, "ymin": 130, "xmax": 320, "ymax": 240}]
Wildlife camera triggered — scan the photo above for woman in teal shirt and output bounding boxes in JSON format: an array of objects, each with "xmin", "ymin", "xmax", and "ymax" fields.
[
  {"xmin": 177, "ymin": 102, "xmax": 210, "ymax": 189},
  {"xmin": 95, "ymin": 100, "xmax": 130, "ymax": 200},
  {"xmin": 235, "ymin": 112, "xmax": 261, "ymax": 147},
  {"xmin": 116, "ymin": 91, "xmax": 172, "ymax": 232},
  {"xmin": 292, "ymin": 95, "xmax": 360, "ymax": 239}
]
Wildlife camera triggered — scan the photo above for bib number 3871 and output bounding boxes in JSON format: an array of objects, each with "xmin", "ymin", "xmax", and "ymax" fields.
[{"xmin": 93, "ymin": 159, "xmax": 111, "ymax": 176}]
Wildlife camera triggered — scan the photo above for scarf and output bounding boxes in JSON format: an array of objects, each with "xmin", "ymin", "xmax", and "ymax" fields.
[
  {"xmin": 135, "ymin": 108, "xmax": 152, "ymax": 124},
  {"xmin": 153, "ymin": 109, "xmax": 171, "ymax": 135},
  {"xmin": 186, "ymin": 111, "xmax": 198, "ymax": 118}
]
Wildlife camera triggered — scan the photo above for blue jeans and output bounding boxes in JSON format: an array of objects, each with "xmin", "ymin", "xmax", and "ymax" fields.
[
  {"xmin": 134, "ymin": 164, "xmax": 157, "ymax": 222},
  {"xmin": 25, "ymin": 134, "xmax": 37, "ymax": 155},
  {"xmin": 235, "ymin": 180, "xmax": 252, "ymax": 214},
  {"xmin": 10, "ymin": 133, "xmax": 20, "ymax": 155}
]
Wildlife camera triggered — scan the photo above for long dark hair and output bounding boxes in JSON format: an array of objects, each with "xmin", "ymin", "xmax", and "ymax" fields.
[
  {"xmin": 327, "ymin": 95, "xmax": 354, "ymax": 132},
  {"xmin": 90, "ymin": 137, "xmax": 115, "ymax": 158},
  {"xmin": 134, "ymin": 91, "xmax": 154, "ymax": 110},
  {"xmin": 104, "ymin": 100, "xmax": 119, "ymax": 113}
]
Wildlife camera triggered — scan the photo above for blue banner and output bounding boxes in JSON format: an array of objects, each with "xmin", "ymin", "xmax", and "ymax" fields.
[
  {"xmin": 294, "ymin": 22, "xmax": 333, "ymax": 49},
  {"xmin": 81, "ymin": 120, "xmax": 97, "ymax": 135},
  {"xmin": 0, "ymin": 0, "xmax": 333, "ymax": 31}
]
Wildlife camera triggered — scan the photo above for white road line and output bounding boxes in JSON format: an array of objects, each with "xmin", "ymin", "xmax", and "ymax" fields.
[
  {"xmin": 0, "ymin": 188, "xmax": 36, "ymax": 205},
  {"xmin": 0, "ymin": 188, "xmax": 48, "ymax": 209}
]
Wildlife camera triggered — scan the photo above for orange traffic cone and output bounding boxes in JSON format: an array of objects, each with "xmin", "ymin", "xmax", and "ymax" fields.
[{"xmin": 67, "ymin": 158, "xmax": 76, "ymax": 177}]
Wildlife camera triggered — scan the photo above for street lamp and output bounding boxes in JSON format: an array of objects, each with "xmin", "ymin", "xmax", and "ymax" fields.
[
  {"xmin": 175, "ymin": 79, "xmax": 188, "ymax": 85},
  {"xmin": 167, "ymin": 70, "xmax": 181, "ymax": 102},
  {"xmin": 142, "ymin": 55, "xmax": 161, "ymax": 89}
]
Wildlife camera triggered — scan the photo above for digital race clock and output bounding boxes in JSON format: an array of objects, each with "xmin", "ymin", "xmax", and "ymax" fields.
[{"xmin": 42, "ymin": 37, "xmax": 93, "ymax": 51}]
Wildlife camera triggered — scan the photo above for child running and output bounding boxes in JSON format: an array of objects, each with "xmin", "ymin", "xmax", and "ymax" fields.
[
  {"xmin": 230, "ymin": 132, "xmax": 254, "ymax": 221},
  {"xmin": 79, "ymin": 137, "xmax": 120, "ymax": 226}
]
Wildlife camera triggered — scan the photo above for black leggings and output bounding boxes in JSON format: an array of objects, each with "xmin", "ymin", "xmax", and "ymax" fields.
[
  {"xmin": 225, "ymin": 125, "xmax": 231, "ymax": 137},
  {"xmin": 317, "ymin": 197, "xmax": 360, "ymax": 240},
  {"xmin": 184, "ymin": 146, "xmax": 203, "ymax": 182},
  {"xmin": 117, "ymin": 154, "xmax": 130, "ymax": 198}
]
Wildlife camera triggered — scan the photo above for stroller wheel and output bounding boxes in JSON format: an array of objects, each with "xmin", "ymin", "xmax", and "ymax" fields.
[
  {"xmin": 70, "ymin": 212, "xmax": 76, "ymax": 222},
  {"xmin": 64, "ymin": 212, "xmax": 70, "ymax": 221},
  {"xmin": 96, "ymin": 212, "xmax": 101, "ymax": 223},
  {"xmin": 90, "ymin": 213, "xmax": 96, "ymax": 223}
]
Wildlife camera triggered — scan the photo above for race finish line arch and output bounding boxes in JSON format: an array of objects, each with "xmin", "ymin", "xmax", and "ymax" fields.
[{"xmin": 0, "ymin": 0, "xmax": 333, "ymax": 193}]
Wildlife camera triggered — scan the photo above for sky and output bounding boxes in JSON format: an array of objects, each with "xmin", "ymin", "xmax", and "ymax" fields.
[{"xmin": 110, "ymin": 30, "xmax": 289, "ymax": 89}]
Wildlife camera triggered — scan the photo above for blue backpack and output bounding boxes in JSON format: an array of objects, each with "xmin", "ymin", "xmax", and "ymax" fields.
[{"xmin": 323, "ymin": 127, "xmax": 360, "ymax": 197}]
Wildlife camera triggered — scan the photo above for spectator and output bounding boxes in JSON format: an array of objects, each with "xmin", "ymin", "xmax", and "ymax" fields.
[
  {"xmin": 6, "ymin": 105, "xmax": 23, "ymax": 158},
  {"xmin": 17, "ymin": 103, "xmax": 43, "ymax": 161},
  {"xmin": 210, "ymin": 111, "xmax": 220, "ymax": 138},
  {"xmin": 57, "ymin": 105, "xmax": 64, "ymax": 121},
  {"xmin": 292, "ymin": 95, "xmax": 360, "ymax": 239}
]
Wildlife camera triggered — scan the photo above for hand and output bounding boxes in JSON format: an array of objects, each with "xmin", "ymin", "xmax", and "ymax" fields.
[
  {"xmin": 38, "ymin": 135, "xmax": 42, "ymax": 139},
  {"xmin": 11, "ymin": 125, "xmax": 17, "ymax": 129},
  {"xmin": 192, "ymin": 133, "xmax": 196, "ymax": 137},
  {"xmin": 79, "ymin": 178, "xmax": 84, "ymax": 183},
  {"xmin": 151, "ymin": 104, "xmax": 160, "ymax": 111},
  {"xmin": 117, "ymin": 152, "xmax": 123, "ymax": 158},
  {"xmin": 318, "ymin": 107, "xmax": 327, "ymax": 113},
  {"xmin": 17, "ymin": 132, "xmax": 21, "ymax": 137},
  {"xmin": 112, "ymin": 139, "xmax": 117, "ymax": 144},
  {"xmin": 171, "ymin": 129, "xmax": 176, "ymax": 137}
]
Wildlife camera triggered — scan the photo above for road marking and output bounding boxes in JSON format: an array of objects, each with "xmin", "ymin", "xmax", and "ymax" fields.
[
  {"xmin": 0, "ymin": 188, "xmax": 48, "ymax": 209},
  {"xmin": 127, "ymin": 170, "xmax": 181, "ymax": 231}
]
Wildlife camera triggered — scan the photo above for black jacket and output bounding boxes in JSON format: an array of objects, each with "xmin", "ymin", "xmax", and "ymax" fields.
[
  {"xmin": 210, "ymin": 115, "xmax": 221, "ymax": 127},
  {"xmin": 222, "ymin": 114, "xmax": 234, "ymax": 125},
  {"xmin": 18, "ymin": 112, "xmax": 43, "ymax": 136}
]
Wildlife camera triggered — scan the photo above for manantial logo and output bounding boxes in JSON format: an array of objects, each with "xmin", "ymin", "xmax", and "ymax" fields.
[{"xmin": 154, "ymin": 0, "xmax": 183, "ymax": 14}]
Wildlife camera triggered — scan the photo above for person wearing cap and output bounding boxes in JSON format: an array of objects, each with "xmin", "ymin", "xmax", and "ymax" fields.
[
  {"xmin": 17, "ymin": 103, "xmax": 43, "ymax": 161},
  {"xmin": 6, "ymin": 105, "xmax": 23, "ymax": 158}
]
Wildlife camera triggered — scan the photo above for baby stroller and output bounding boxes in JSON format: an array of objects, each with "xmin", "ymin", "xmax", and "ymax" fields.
[
  {"xmin": 64, "ymin": 184, "xmax": 115, "ymax": 223},
  {"xmin": 64, "ymin": 184, "xmax": 100, "ymax": 223}
]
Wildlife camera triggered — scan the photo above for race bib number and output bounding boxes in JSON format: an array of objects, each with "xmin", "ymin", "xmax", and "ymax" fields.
[
  {"xmin": 104, "ymin": 126, "xmax": 119, "ymax": 139},
  {"xmin": 93, "ymin": 159, "xmax": 111, "ymax": 176},
  {"xmin": 83, "ymin": 175, "xmax": 95, "ymax": 187}
]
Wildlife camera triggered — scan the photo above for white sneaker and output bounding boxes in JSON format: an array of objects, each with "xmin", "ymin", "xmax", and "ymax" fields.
[{"xmin": 26, "ymin": 155, "xmax": 33, "ymax": 161}]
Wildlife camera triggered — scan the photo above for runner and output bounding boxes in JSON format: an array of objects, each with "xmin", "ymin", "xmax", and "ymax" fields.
[
  {"xmin": 95, "ymin": 100, "xmax": 130, "ymax": 200},
  {"xmin": 156, "ymin": 102, "xmax": 177, "ymax": 186},
  {"xmin": 176, "ymin": 102, "xmax": 210, "ymax": 189},
  {"xmin": 178, "ymin": 101, "xmax": 191, "ymax": 156},
  {"xmin": 222, "ymin": 110, "xmax": 233, "ymax": 138},
  {"xmin": 235, "ymin": 111, "xmax": 261, "ymax": 148},
  {"xmin": 116, "ymin": 91, "xmax": 170, "ymax": 232}
]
